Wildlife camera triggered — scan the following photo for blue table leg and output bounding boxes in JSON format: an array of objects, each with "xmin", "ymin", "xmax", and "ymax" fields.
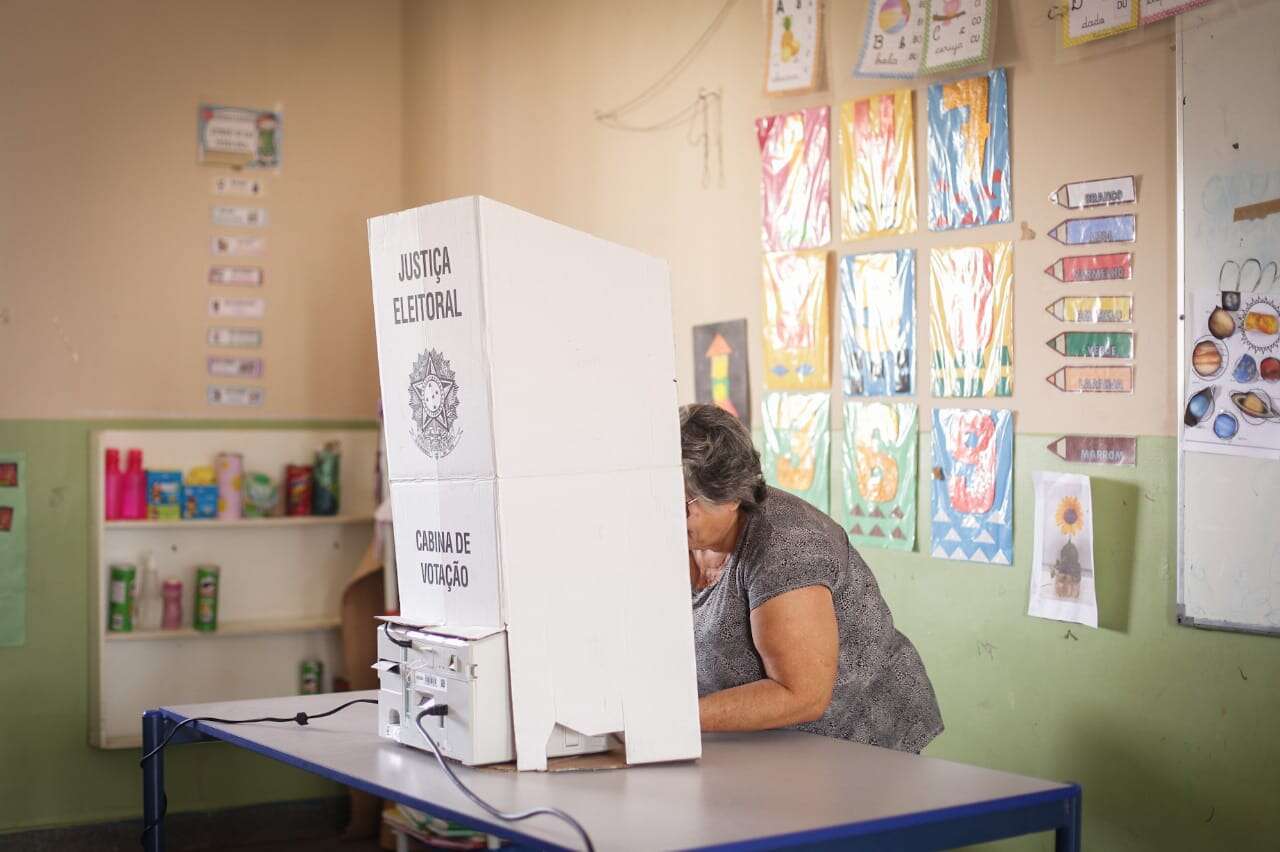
[
  {"xmin": 142, "ymin": 710, "xmax": 166, "ymax": 852},
  {"xmin": 1056, "ymin": 788, "xmax": 1082, "ymax": 852}
]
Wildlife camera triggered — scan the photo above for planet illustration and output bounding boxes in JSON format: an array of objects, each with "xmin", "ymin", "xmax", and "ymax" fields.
[
  {"xmin": 1184, "ymin": 386, "xmax": 1215, "ymax": 427},
  {"xmin": 1191, "ymin": 339, "xmax": 1224, "ymax": 378},
  {"xmin": 1234, "ymin": 353, "xmax": 1258, "ymax": 383},
  {"xmin": 1262, "ymin": 357, "xmax": 1280, "ymax": 382},
  {"xmin": 1208, "ymin": 306, "xmax": 1236, "ymax": 339},
  {"xmin": 878, "ymin": 0, "xmax": 911, "ymax": 34},
  {"xmin": 1213, "ymin": 412, "xmax": 1239, "ymax": 440},
  {"xmin": 1230, "ymin": 390, "xmax": 1280, "ymax": 422}
]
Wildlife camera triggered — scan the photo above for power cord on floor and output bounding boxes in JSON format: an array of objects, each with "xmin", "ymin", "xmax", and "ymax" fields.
[
  {"xmin": 413, "ymin": 707, "xmax": 595, "ymax": 852},
  {"xmin": 137, "ymin": 697, "xmax": 378, "ymax": 844}
]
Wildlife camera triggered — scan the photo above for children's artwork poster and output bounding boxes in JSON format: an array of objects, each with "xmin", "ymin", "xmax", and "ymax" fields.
[
  {"xmin": 854, "ymin": 0, "xmax": 925, "ymax": 78},
  {"xmin": 929, "ymin": 242, "xmax": 1013, "ymax": 397},
  {"xmin": 198, "ymin": 104, "xmax": 282, "ymax": 170},
  {"xmin": 840, "ymin": 250, "xmax": 914, "ymax": 397},
  {"xmin": 1062, "ymin": 0, "xmax": 1139, "ymax": 47},
  {"xmin": 763, "ymin": 250, "xmax": 831, "ymax": 390},
  {"xmin": 762, "ymin": 392, "xmax": 830, "ymax": 513},
  {"xmin": 1141, "ymin": 0, "xmax": 1215, "ymax": 25},
  {"xmin": 927, "ymin": 67, "xmax": 1011, "ymax": 231},
  {"xmin": 843, "ymin": 402, "xmax": 917, "ymax": 551},
  {"xmin": 692, "ymin": 319, "xmax": 751, "ymax": 428},
  {"xmin": 0, "ymin": 452, "xmax": 27, "ymax": 647},
  {"xmin": 1028, "ymin": 472, "xmax": 1097, "ymax": 628},
  {"xmin": 757, "ymin": 106, "xmax": 831, "ymax": 251},
  {"xmin": 1183, "ymin": 288, "xmax": 1280, "ymax": 458},
  {"xmin": 839, "ymin": 90, "xmax": 916, "ymax": 241},
  {"xmin": 921, "ymin": 0, "xmax": 995, "ymax": 76},
  {"xmin": 765, "ymin": 0, "xmax": 825, "ymax": 95},
  {"xmin": 930, "ymin": 408, "xmax": 1013, "ymax": 565}
]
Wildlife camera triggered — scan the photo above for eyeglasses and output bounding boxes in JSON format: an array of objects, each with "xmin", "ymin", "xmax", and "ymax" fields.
[{"xmin": 685, "ymin": 496, "xmax": 700, "ymax": 509}]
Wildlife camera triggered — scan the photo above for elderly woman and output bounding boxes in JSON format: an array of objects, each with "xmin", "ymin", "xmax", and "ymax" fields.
[{"xmin": 682, "ymin": 404, "xmax": 942, "ymax": 753}]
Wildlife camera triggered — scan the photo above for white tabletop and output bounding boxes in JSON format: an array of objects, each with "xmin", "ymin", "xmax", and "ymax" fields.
[{"xmin": 159, "ymin": 691, "xmax": 1074, "ymax": 851}]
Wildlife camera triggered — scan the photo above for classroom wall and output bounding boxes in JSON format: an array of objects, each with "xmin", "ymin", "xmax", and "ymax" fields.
[
  {"xmin": 0, "ymin": 0, "xmax": 400, "ymax": 834},
  {"xmin": 399, "ymin": 2, "xmax": 1278, "ymax": 850}
]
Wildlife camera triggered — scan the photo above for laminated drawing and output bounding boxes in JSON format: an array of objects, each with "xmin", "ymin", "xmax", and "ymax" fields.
[
  {"xmin": 842, "ymin": 401, "xmax": 916, "ymax": 552},
  {"xmin": 839, "ymin": 90, "xmax": 916, "ymax": 241},
  {"xmin": 762, "ymin": 392, "xmax": 830, "ymax": 513},
  {"xmin": 930, "ymin": 408, "xmax": 1013, "ymax": 565},
  {"xmin": 927, "ymin": 68, "xmax": 1011, "ymax": 230},
  {"xmin": 840, "ymin": 250, "xmax": 914, "ymax": 397},
  {"xmin": 757, "ymin": 106, "xmax": 831, "ymax": 250},
  {"xmin": 929, "ymin": 242, "xmax": 1013, "ymax": 397},
  {"xmin": 763, "ymin": 250, "xmax": 830, "ymax": 390}
]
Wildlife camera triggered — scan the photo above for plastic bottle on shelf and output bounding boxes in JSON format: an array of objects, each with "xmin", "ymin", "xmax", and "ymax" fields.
[
  {"xmin": 161, "ymin": 578, "xmax": 183, "ymax": 629},
  {"xmin": 120, "ymin": 449, "xmax": 146, "ymax": 520},
  {"xmin": 137, "ymin": 552, "xmax": 162, "ymax": 631},
  {"xmin": 104, "ymin": 448, "xmax": 122, "ymax": 520}
]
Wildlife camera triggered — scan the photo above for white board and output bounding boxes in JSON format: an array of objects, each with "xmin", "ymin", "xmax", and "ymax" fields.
[{"xmin": 1177, "ymin": 0, "xmax": 1280, "ymax": 635}]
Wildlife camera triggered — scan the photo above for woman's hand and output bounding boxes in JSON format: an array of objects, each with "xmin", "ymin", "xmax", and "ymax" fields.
[{"xmin": 697, "ymin": 585, "xmax": 838, "ymax": 731}]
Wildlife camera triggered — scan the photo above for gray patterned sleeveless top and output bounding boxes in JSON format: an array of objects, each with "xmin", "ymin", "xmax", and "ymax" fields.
[{"xmin": 691, "ymin": 488, "xmax": 943, "ymax": 753}]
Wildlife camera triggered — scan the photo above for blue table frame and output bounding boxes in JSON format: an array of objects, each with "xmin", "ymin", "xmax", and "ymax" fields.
[{"xmin": 142, "ymin": 697, "xmax": 1081, "ymax": 851}]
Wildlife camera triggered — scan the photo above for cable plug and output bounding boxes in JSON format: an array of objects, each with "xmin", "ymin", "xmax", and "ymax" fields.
[
  {"xmin": 423, "ymin": 704, "xmax": 449, "ymax": 717},
  {"xmin": 294, "ymin": 712, "xmax": 309, "ymax": 726}
]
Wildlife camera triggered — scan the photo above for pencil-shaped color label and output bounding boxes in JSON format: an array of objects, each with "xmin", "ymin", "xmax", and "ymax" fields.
[
  {"xmin": 1046, "ymin": 332, "xmax": 1134, "ymax": 358},
  {"xmin": 1045, "ymin": 365, "xmax": 1133, "ymax": 393},
  {"xmin": 1047, "ymin": 435, "xmax": 1137, "ymax": 466},
  {"xmin": 1049, "ymin": 176, "xmax": 1137, "ymax": 209},
  {"xmin": 1047, "ymin": 214, "xmax": 1136, "ymax": 245},
  {"xmin": 1045, "ymin": 295, "xmax": 1133, "ymax": 323},
  {"xmin": 1044, "ymin": 252, "xmax": 1132, "ymax": 283}
]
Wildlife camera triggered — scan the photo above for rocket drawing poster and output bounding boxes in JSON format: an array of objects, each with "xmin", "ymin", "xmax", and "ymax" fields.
[
  {"xmin": 839, "ymin": 250, "xmax": 914, "ymax": 397},
  {"xmin": 839, "ymin": 89, "xmax": 916, "ymax": 241},
  {"xmin": 762, "ymin": 392, "xmax": 830, "ymax": 513},
  {"xmin": 842, "ymin": 402, "xmax": 917, "ymax": 551},
  {"xmin": 930, "ymin": 408, "xmax": 1013, "ymax": 564},
  {"xmin": 763, "ymin": 250, "xmax": 831, "ymax": 390},
  {"xmin": 929, "ymin": 242, "xmax": 1014, "ymax": 397},
  {"xmin": 927, "ymin": 67, "xmax": 1011, "ymax": 231},
  {"xmin": 757, "ymin": 106, "xmax": 831, "ymax": 251},
  {"xmin": 692, "ymin": 319, "xmax": 751, "ymax": 429}
]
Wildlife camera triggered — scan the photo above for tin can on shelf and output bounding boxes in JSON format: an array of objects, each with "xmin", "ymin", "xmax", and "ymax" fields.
[
  {"xmin": 300, "ymin": 659, "xmax": 324, "ymax": 695},
  {"xmin": 193, "ymin": 565, "xmax": 220, "ymax": 632},
  {"xmin": 108, "ymin": 564, "xmax": 136, "ymax": 632},
  {"xmin": 312, "ymin": 442, "xmax": 341, "ymax": 516},
  {"xmin": 216, "ymin": 453, "xmax": 244, "ymax": 519},
  {"xmin": 285, "ymin": 464, "xmax": 313, "ymax": 516}
]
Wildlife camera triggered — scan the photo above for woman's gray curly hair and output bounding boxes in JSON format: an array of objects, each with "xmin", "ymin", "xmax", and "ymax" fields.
[{"xmin": 679, "ymin": 403, "xmax": 768, "ymax": 512}]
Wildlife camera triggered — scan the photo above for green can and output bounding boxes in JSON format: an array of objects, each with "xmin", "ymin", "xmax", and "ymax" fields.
[
  {"xmin": 300, "ymin": 659, "xmax": 323, "ymax": 694},
  {"xmin": 194, "ymin": 565, "xmax": 220, "ymax": 632},
  {"xmin": 108, "ymin": 564, "xmax": 136, "ymax": 632}
]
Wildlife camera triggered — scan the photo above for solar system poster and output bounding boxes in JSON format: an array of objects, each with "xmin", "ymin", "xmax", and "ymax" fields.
[
  {"xmin": 927, "ymin": 67, "xmax": 1012, "ymax": 231},
  {"xmin": 930, "ymin": 408, "xmax": 1013, "ymax": 565},
  {"xmin": 757, "ymin": 106, "xmax": 832, "ymax": 251},
  {"xmin": 843, "ymin": 402, "xmax": 917, "ymax": 552},
  {"xmin": 762, "ymin": 392, "xmax": 831, "ymax": 513},
  {"xmin": 1027, "ymin": 472, "xmax": 1097, "ymax": 629},
  {"xmin": 1184, "ymin": 288, "xmax": 1280, "ymax": 458},
  {"xmin": 692, "ymin": 319, "xmax": 751, "ymax": 429}
]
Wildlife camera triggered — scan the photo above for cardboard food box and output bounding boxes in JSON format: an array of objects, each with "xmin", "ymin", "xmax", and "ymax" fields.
[
  {"xmin": 145, "ymin": 471, "xmax": 183, "ymax": 520},
  {"xmin": 367, "ymin": 197, "xmax": 700, "ymax": 770}
]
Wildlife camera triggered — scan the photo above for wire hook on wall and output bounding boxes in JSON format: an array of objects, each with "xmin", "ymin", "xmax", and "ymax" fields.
[{"xmin": 1047, "ymin": 4, "xmax": 1067, "ymax": 21}]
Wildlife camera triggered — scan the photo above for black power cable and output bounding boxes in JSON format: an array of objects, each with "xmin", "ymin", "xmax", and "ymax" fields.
[
  {"xmin": 383, "ymin": 620, "xmax": 414, "ymax": 648},
  {"xmin": 413, "ymin": 706, "xmax": 596, "ymax": 852},
  {"xmin": 137, "ymin": 697, "xmax": 378, "ymax": 844}
]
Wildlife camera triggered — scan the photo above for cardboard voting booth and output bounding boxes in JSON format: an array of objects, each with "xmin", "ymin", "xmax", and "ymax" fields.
[{"xmin": 367, "ymin": 196, "xmax": 701, "ymax": 770}]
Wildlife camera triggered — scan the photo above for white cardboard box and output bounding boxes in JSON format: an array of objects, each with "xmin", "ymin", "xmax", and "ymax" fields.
[{"xmin": 367, "ymin": 196, "xmax": 701, "ymax": 770}]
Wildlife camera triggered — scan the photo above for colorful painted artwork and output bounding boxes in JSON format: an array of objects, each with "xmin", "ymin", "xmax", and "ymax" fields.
[
  {"xmin": 929, "ymin": 242, "xmax": 1013, "ymax": 397},
  {"xmin": 765, "ymin": 0, "xmax": 824, "ymax": 94},
  {"xmin": 762, "ymin": 392, "xmax": 830, "ymax": 513},
  {"xmin": 842, "ymin": 402, "xmax": 916, "ymax": 551},
  {"xmin": 692, "ymin": 319, "xmax": 751, "ymax": 428},
  {"xmin": 1028, "ymin": 472, "xmax": 1097, "ymax": 628},
  {"xmin": 930, "ymin": 408, "xmax": 1013, "ymax": 564},
  {"xmin": 763, "ymin": 250, "xmax": 831, "ymax": 390},
  {"xmin": 757, "ymin": 106, "xmax": 832, "ymax": 251},
  {"xmin": 839, "ymin": 90, "xmax": 916, "ymax": 241},
  {"xmin": 854, "ymin": 0, "xmax": 925, "ymax": 78},
  {"xmin": 840, "ymin": 250, "xmax": 914, "ymax": 396},
  {"xmin": 927, "ymin": 67, "xmax": 1011, "ymax": 231}
]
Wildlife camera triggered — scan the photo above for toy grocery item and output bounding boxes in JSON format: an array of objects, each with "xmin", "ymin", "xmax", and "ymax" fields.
[
  {"xmin": 312, "ymin": 442, "xmax": 341, "ymax": 516},
  {"xmin": 243, "ymin": 472, "xmax": 279, "ymax": 517},
  {"xmin": 216, "ymin": 452, "xmax": 243, "ymax": 519},
  {"xmin": 146, "ymin": 471, "xmax": 183, "ymax": 520}
]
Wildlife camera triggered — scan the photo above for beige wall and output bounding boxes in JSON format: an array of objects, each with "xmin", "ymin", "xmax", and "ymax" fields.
[
  {"xmin": 0, "ymin": 0, "xmax": 403, "ymax": 419},
  {"xmin": 402, "ymin": 0, "xmax": 1177, "ymax": 436}
]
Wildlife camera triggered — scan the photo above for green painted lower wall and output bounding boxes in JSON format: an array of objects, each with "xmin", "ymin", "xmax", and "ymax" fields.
[
  {"xmin": 0, "ymin": 419, "xmax": 377, "ymax": 834},
  {"xmin": 2, "ymin": 423, "xmax": 1277, "ymax": 848}
]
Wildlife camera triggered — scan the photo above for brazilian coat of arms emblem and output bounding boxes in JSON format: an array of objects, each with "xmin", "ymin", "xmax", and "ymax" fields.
[{"xmin": 408, "ymin": 349, "xmax": 462, "ymax": 458}]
